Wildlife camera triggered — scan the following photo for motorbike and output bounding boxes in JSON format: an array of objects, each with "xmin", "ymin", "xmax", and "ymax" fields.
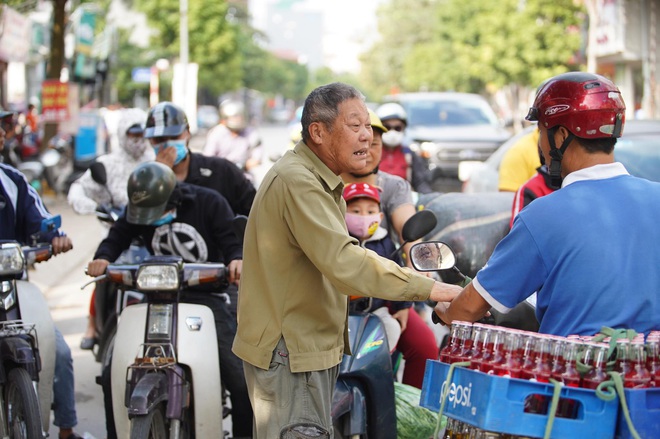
[
  {"xmin": 0, "ymin": 217, "xmax": 59, "ymax": 438},
  {"xmin": 332, "ymin": 209, "xmax": 438, "ymax": 439},
  {"xmin": 83, "ymin": 255, "xmax": 232, "ymax": 438}
]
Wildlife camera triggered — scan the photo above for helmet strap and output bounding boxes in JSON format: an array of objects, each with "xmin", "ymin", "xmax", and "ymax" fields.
[
  {"xmin": 547, "ymin": 127, "xmax": 574, "ymax": 188},
  {"xmin": 349, "ymin": 164, "xmax": 379, "ymax": 178}
]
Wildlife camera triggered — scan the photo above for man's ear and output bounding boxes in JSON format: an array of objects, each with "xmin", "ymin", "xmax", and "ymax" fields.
[
  {"xmin": 309, "ymin": 122, "xmax": 324, "ymax": 144},
  {"xmin": 556, "ymin": 126, "xmax": 571, "ymax": 144}
]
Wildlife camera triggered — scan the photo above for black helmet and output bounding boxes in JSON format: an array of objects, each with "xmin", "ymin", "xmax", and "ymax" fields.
[
  {"xmin": 126, "ymin": 162, "xmax": 177, "ymax": 224},
  {"xmin": 144, "ymin": 102, "xmax": 189, "ymax": 139}
]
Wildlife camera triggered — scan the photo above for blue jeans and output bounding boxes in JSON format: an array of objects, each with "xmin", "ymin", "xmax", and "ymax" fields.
[{"xmin": 53, "ymin": 327, "xmax": 77, "ymax": 429}]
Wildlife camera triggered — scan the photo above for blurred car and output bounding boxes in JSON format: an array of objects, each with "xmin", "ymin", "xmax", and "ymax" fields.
[
  {"xmin": 197, "ymin": 105, "xmax": 219, "ymax": 129},
  {"xmin": 385, "ymin": 92, "xmax": 512, "ymax": 179},
  {"xmin": 460, "ymin": 119, "xmax": 660, "ymax": 193}
]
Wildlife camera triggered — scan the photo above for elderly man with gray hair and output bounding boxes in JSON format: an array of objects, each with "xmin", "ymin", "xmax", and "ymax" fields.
[{"xmin": 233, "ymin": 82, "xmax": 461, "ymax": 438}]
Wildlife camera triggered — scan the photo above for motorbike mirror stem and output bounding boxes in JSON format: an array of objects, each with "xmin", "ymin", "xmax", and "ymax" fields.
[{"xmin": 388, "ymin": 210, "xmax": 438, "ymax": 260}]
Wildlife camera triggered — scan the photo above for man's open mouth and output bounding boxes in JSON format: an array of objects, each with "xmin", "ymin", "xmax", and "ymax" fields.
[{"xmin": 354, "ymin": 148, "xmax": 368, "ymax": 156}]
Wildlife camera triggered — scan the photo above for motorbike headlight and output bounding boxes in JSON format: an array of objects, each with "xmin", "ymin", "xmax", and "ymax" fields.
[
  {"xmin": 0, "ymin": 243, "xmax": 25, "ymax": 277},
  {"xmin": 147, "ymin": 304, "xmax": 173, "ymax": 342},
  {"xmin": 136, "ymin": 265, "xmax": 179, "ymax": 291}
]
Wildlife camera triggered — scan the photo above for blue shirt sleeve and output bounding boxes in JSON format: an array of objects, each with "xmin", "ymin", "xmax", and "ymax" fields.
[{"xmin": 474, "ymin": 217, "xmax": 547, "ymax": 312}]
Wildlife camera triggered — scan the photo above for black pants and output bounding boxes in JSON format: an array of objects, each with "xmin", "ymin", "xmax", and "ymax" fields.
[{"xmin": 100, "ymin": 284, "xmax": 253, "ymax": 438}]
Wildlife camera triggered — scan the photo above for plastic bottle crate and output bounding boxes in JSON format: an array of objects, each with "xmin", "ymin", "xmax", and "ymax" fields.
[
  {"xmin": 615, "ymin": 388, "xmax": 660, "ymax": 439},
  {"xmin": 420, "ymin": 359, "xmax": 618, "ymax": 439}
]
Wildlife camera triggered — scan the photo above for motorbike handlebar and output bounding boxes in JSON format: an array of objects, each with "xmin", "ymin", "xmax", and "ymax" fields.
[{"xmin": 22, "ymin": 243, "xmax": 53, "ymax": 266}]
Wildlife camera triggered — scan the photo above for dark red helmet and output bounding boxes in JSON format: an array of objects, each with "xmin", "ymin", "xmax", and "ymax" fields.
[{"xmin": 526, "ymin": 72, "xmax": 625, "ymax": 139}]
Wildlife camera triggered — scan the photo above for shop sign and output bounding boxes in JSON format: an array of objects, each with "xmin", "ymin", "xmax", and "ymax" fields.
[
  {"xmin": 41, "ymin": 80, "xmax": 69, "ymax": 122},
  {"xmin": 0, "ymin": 5, "xmax": 31, "ymax": 63}
]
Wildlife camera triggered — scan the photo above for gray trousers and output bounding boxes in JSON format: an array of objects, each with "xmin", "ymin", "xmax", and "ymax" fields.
[{"xmin": 243, "ymin": 338, "xmax": 339, "ymax": 438}]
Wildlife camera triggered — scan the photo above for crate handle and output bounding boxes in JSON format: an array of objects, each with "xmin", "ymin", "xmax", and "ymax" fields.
[
  {"xmin": 595, "ymin": 371, "xmax": 641, "ymax": 439},
  {"xmin": 433, "ymin": 361, "xmax": 471, "ymax": 438}
]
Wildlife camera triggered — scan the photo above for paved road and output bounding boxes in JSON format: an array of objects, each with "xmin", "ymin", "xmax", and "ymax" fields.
[{"xmin": 29, "ymin": 124, "xmax": 290, "ymax": 438}]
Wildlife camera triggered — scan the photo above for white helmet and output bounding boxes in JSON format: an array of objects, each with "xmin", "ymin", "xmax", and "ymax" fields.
[
  {"xmin": 376, "ymin": 102, "xmax": 407, "ymax": 125},
  {"xmin": 220, "ymin": 100, "xmax": 247, "ymax": 131}
]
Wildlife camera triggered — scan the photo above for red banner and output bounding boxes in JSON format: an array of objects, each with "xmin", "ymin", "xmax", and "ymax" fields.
[{"xmin": 41, "ymin": 80, "xmax": 69, "ymax": 122}]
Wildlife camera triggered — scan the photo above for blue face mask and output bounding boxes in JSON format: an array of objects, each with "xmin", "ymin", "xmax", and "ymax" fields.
[
  {"xmin": 153, "ymin": 140, "xmax": 188, "ymax": 165},
  {"xmin": 151, "ymin": 211, "xmax": 176, "ymax": 226}
]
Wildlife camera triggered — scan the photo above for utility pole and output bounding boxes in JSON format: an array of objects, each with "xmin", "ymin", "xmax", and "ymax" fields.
[{"xmin": 180, "ymin": 0, "xmax": 188, "ymax": 105}]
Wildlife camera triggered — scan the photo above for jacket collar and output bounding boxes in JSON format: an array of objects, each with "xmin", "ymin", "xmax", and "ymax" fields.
[{"xmin": 294, "ymin": 141, "xmax": 344, "ymax": 193}]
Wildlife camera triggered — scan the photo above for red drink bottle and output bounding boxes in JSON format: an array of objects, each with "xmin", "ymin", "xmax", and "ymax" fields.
[
  {"xmin": 625, "ymin": 340, "xmax": 652, "ymax": 389},
  {"xmin": 582, "ymin": 343, "xmax": 610, "ymax": 389}
]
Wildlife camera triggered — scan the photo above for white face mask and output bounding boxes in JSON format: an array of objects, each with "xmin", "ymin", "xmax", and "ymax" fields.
[
  {"xmin": 381, "ymin": 130, "xmax": 404, "ymax": 148},
  {"xmin": 124, "ymin": 137, "xmax": 147, "ymax": 160}
]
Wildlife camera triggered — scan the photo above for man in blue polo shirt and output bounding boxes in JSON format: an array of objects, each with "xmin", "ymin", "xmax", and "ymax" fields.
[{"xmin": 434, "ymin": 72, "xmax": 660, "ymax": 337}]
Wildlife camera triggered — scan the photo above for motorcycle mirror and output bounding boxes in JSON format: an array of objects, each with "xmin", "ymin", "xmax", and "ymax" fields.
[
  {"xmin": 401, "ymin": 209, "xmax": 437, "ymax": 242},
  {"xmin": 409, "ymin": 242, "xmax": 457, "ymax": 272},
  {"xmin": 89, "ymin": 162, "xmax": 107, "ymax": 186}
]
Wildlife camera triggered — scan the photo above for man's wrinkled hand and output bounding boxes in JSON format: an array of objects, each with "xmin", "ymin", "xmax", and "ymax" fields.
[{"xmin": 428, "ymin": 281, "xmax": 462, "ymax": 304}]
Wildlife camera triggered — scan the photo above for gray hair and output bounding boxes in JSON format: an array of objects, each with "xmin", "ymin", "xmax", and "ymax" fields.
[{"xmin": 301, "ymin": 82, "xmax": 365, "ymax": 144}]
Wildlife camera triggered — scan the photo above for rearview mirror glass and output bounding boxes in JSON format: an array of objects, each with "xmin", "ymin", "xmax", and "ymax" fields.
[{"xmin": 410, "ymin": 242, "xmax": 456, "ymax": 271}]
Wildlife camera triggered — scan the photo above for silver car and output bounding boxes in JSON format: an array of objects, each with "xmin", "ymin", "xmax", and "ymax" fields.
[{"xmin": 386, "ymin": 92, "xmax": 512, "ymax": 179}]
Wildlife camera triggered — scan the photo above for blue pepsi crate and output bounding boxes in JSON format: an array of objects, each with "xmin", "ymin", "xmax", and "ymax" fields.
[
  {"xmin": 421, "ymin": 360, "xmax": 618, "ymax": 439},
  {"xmin": 615, "ymin": 388, "xmax": 660, "ymax": 439}
]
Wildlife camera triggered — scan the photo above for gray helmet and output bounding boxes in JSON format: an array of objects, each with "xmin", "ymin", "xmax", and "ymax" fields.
[
  {"xmin": 144, "ymin": 102, "xmax": 188, "ymax": 139},
  {"xmin": 126, "ymin": 162, "xmax": 177, "ymax": 225},
  {"xmin": 376, "ymin": 102, "xmax": 407, "ymax": 125},
  {"xmin": 220, "ymin": 100, "xmax": 247, "ymax": 131}
]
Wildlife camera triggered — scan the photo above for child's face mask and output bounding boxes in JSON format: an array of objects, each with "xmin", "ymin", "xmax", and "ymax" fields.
[
  {"xmin": 345, "ymin": 213, "xmax": 381, "ymax": 240},
  {"xmin": 153, "ymin": 139, "xmax": 188, "ymax": 165}
]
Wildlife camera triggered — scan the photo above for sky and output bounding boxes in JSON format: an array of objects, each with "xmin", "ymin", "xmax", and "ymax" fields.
[{"xmin": 249, "ymin": 0, "xmax": 385, "ymax": 73}]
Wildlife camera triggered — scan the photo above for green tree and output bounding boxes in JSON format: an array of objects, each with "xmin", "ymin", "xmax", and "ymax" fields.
[
  {"xmin": 359, "ymin": 0, "xmax": 438, "ymax": 100},
  {"xmin": 362, "ymin": 0, "xmax": 584, "ymax": 112},
  {"xmin": 133, "ymin": 0, "xmax": 242, "ymax": 99}
]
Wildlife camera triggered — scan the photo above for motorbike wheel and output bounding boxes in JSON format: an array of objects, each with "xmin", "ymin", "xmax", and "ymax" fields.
[
  {"xmin": 130, "ymin": 403, "xmax": 168, "ymax": 439},
  {"xmin": 5, "ymin": 368, "xmax": 43, "ymax": 439}
]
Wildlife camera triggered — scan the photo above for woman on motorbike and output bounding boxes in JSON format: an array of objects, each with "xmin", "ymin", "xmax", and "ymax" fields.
[
  {"xmin": 341, "ymin": 110, "xmax": 439, "ymax": 389},
  {"xmin": 67, "ymin": 108, "xmax": 154, "ymax": 349}
]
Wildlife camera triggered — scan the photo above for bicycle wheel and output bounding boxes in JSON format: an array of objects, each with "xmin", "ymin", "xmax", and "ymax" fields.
[
  {"xmin": 130, "ymin": 403, "xmax": 168, "ymax": 439},
  {"xmin": 5, "ymin": 368, "xmax": 43, "ymax": 439}
]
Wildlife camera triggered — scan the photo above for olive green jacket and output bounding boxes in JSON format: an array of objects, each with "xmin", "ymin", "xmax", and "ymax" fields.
[{"xmin": 232, "ymin": 142, "xmax": 434, "ymax": 372}]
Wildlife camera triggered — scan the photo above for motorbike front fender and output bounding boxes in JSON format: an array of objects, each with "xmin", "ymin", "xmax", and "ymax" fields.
[
  {"xmin": 332, "ymin": 379, "xmax": 366, "ymax": 437},
  {"xmin": 16, "ymin": 280, "xmax": 55, "ymax": 433},
  {"xmin": 128, "ymin": 373, "xmax": 169, "ymax": 417},
  {"xmin": 176, "ymin": 303, "xmax": 223, "ymax": 436},
  {"xmin": 112, "ymin": 304, "xmax": 147, "ymax": 439}
]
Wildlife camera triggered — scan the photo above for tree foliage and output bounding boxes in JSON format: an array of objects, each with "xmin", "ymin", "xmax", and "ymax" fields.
[
  {"xmin": 361, "ymin": 0, "xmax": 585, "ymax": 100},
  {"xmin": 132, "ymin": 0, "xmax": 241, "ymax": 98}
]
